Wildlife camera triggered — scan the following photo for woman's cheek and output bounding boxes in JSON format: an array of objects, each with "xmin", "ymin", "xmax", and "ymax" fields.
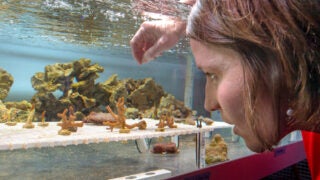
[{"xmin": 216, "ymin": 81, "xmax": 245, "ymax": 125}]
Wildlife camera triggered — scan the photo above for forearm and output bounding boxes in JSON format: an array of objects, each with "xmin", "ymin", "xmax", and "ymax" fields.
[{"xmin": 174, "ymin": 20, "xmax": 187, "ymax": 37}]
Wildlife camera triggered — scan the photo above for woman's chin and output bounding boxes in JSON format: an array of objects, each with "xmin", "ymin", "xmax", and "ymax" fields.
[{"xmin": 245, "ymin": 140, "xmax": 267, "ymax": 153}]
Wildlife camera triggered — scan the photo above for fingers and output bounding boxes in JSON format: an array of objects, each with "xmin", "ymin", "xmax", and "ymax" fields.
[
  {"xmin": 130, "ymin": 20, "xmax": 185, "ymax": 64},
  {"xmin": 130, "ymin": 27, "xmax": 147, "ymax": 64},
  {"xmin": 179, "ymin": 0, "xmax": 196, "ymax": 5},
  {"xmin": 130, "ymin": 22, "xmax": 159, "ymax": 64},
  {"xmin": 141, "ymin": 36, "xmax": 168, "ymax": 64}
]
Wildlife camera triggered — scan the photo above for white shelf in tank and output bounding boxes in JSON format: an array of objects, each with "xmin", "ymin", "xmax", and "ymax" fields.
[{"xmin": 0, "ymin": 119, "xmax": 232, "ymax": 151}]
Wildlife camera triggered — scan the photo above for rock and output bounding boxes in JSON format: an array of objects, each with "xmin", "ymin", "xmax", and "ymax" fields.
[
  {"xmin": 205, "ymin": 134, "xmax": 228, "ymax": 164},
  {"xmin": 158, "ymin": 94, "xmax": 192, "ymax": 118},
  {"xmin": 129, "ymin": 78, "xmax": 164, "ymax": 110},
  {"xmin": 0, "ymin": 68, "xmax": 14, "ymax": 100},
  {"xmin": 125, "ymin": 107, "xmax": 140, "ymax": 119},
  {"xmin": 82, "ymin": 112, "xmax": 115, "ymax": 125},
  {"xmin": 152, "ymin": 142, "xmax": 178, "ymax": 154}
]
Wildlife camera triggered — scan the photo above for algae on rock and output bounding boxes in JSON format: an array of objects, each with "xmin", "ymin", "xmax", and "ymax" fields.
[
  {"xmin": 28, "ymin": 58, "xmax": 193, "ymax": 122},
  {"xmin": 96, "ymin": 74, "xmax": 192, "ymax": 119},
  {"xmin": 205, "ymin": 134, "xmax": 228, "ymax": 164},
  {"xmin": 0, "ymin": 68, "xmax": 14, "ymax": 101},
  {"xmin": 158, "ymin": 94, "xmax": 192, "ymax": 118},
  {"xmin": 0, "ymin": 100, "xmax": 33, "ymax": 123},
  {"xmin": 0, "ymin": 68, "xmax": 35, "ymax": 123},
  {"xmin": 128, "ymin": 78, "xmax": 165, "ymax": 111},
  {"xmin": 31, "ymin": 58, "xmax": 103, "ymax": 120}
]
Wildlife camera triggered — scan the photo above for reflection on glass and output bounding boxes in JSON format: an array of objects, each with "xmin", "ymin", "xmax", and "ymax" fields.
[{"xmin": 0, "ymin": 0, "xmax": 189, "ymax": 51}]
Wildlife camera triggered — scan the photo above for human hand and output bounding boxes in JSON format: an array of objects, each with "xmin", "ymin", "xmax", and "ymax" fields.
[
  {"xmin": 130, "ymin": 19, "xmax": 186, "ymax": 64},
  {"xmin": 179, "ymin": 0, "xmax": 196, "ymax": 6}
]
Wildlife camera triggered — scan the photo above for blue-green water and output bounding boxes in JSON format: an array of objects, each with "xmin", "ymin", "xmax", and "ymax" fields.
[
  {"xmin": 0, "ymin": 37, "xmax": 189, "ymax": 102},
  {"xmin": 0, "ymin": 0, "xmax": 193, "ymax": 103}
]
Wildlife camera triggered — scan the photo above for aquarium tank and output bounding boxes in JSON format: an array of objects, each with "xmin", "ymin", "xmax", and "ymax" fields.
[{"xmin": 0, "ymin": 1, "xmax": 250, "ymax": 179}]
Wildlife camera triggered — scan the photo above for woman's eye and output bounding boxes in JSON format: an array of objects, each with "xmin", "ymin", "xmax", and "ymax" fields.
[{"xmin": 205, "ymin": 72, "xmax": 216, "ymax": 81}]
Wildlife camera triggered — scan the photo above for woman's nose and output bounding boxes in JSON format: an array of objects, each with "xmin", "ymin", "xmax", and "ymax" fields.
[{"xmin": 204, "ymin": 82, "xmax": 219, "ymax": 112}]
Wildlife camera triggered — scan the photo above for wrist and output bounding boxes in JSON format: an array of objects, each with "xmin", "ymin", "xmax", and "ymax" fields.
[{"xmin": 175, "ymin": 21, "xmax": 187, "ymax": 37}]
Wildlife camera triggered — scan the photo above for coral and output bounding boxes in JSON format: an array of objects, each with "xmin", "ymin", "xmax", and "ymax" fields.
[
  {"xmin": 156, "ymin": 112, "xmax": 177, "ymax": 131},
  {"xmin": 205, "ymin": 134, "xmax": 228, "ymax": 164},
  {"xmin": 57, "ymin": 107, "xmax": 83, "ymax": 135},
  {"xmin": 0, "ymin": 68, "xmax": 14, "ymax": 100},
  {"xmin": 103, "ymin": 97, "xmax": 147, "ymax": 133},
  {"xmin": 23, "ymin": 104, "xmax": 36, "ymax": 129},
  {"xmin": 4, "ymin": 108, "xmax": 17, "ymax": 126},
  {"xmin": 38, "ymin": 111, "xmax": 49, "ymax": 127}
]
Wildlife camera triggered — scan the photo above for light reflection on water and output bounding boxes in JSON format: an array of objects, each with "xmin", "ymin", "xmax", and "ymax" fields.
[
  {"xmin": 0, "ymin": 0, "xmax": 140, "ymax": 48},
  {"xmin": 0, "ymin": 0, "xmax": 189, "ymax": 50}
]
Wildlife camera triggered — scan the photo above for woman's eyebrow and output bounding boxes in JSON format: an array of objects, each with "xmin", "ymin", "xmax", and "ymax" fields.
[
  {"xmin": 197, "ymin": 67, "xmax": 210, "ymax": 76},
  {"xmin": 196, "ymin": 66, "xmax": 204, "ymax": 72}
]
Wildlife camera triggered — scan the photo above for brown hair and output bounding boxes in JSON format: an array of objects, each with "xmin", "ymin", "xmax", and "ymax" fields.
[{"xmin": 187, "ymin": 0, "xmax": 320, "ymax": 149}]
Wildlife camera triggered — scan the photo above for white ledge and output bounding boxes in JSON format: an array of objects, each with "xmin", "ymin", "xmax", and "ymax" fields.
[{"xmin": 0, "ymin": 119, "xmax": 232, "ymax": 151}]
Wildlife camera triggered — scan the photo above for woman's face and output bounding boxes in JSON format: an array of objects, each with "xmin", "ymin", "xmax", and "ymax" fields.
[{"xmin": 190, "ymin": 39, "xmax": 278, "ymax": 152}]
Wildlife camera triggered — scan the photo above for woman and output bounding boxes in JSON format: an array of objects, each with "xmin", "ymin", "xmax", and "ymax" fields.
[{"xmin": 130, "ymin": 0, "xmax": 320, "ymax": 178}]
